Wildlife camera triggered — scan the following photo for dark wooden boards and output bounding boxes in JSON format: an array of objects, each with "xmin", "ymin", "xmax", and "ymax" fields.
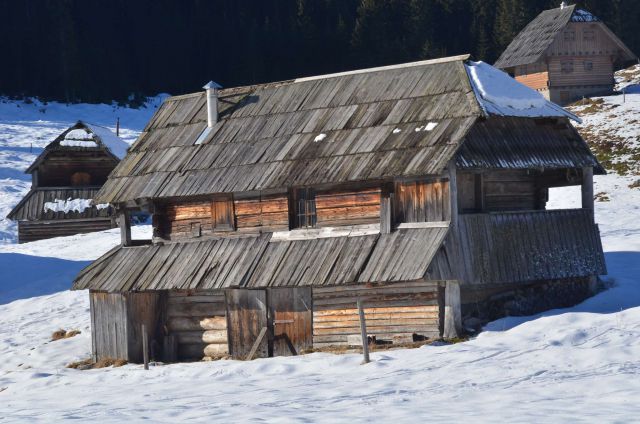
[
  {"xmin": 18, "ymin": 218, "xmax": 114, "ymax": 244},
  {"xmin": 268, "ymin": 287, "xmax": 312, "ymax": 356},
  {"xmin": 225, "ymin": 289, "xmax": 268, "ymax": 359},
  {"xmin": 455, "ymin": 209, "xmax": 607, "ymax": 285}
]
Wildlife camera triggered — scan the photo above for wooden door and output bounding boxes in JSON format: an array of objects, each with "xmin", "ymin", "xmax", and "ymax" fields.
[
  {"xmin": 268, "ymin": 287, "xmax": 312, "ymax": 356},
  {"xmin": 225, "ymin": 289, "xmax": 268, "ymax": 359}
]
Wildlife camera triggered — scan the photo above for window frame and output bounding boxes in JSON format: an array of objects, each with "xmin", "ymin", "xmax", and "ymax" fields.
[{"xmin": 290, "ymin": 187, "xmax": 317, "ymax": 229}]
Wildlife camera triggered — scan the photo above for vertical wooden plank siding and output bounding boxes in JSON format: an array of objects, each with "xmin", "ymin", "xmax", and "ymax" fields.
[
  {"xmin": 90, "ymin": 291, "xmax": 129, "ymax": 361},
  {"xmin": 312, "ymin": 282, "xmax": 442, "ymax": 347},
  {"xmin": 394, "ymin": 180, "xmax": 450, "ymax": 223},
  {"xmin": 125, "ymin": 292, "xmax": 163, "ymax": 363},
  {"xmin": 165, "ymin": 290, "xmax": 228, "ymax": 360},
  {"xmin": 225, "ymin": 289, "xmax": 269, "ymax": 359},
  {"xmin": 581, "ymin": 166, "xmax": 594, "ymax": 213},
  {"xmin": 268, "ymin": 287, "xmax": 313, "ymax": 356}
]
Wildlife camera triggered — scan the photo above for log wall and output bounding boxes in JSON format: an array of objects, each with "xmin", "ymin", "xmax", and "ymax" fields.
[
  {"xmin": 166, "ymin": 290, "xmax": 229, "ymax": 360},
  {"xmin": 159, "ymin": 197, "xmax": 234, "ymax": 240},
  {"xmin": 234, "ymin": 194, "xmax": 289, "ymax": 233},
  {"xmin": 18, "ymin": 218, "xmax": 115, "ymax": 243},
  {"xmin": 312, "ymin": 282, "xmax": 442, "ymax": 347},
  {"xmin": 315, "ymin": 187, "xmax": 381, "ymax": 227},
  {"xmin": 457, "ymin": 170, "xmax": 543, "ymax": 213}
]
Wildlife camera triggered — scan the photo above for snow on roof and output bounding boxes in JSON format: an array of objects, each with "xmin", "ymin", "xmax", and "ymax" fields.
[
  {"xmin": 571, "ymin": 9, "xmax": 599, "ymax": 22},
  {"xmin": 82, "ymin": 122, "xmax": 129, "ymax": 159},
  {"xmin": 465, "ymin": 61, "xmax": 581, "ymax": 123}
]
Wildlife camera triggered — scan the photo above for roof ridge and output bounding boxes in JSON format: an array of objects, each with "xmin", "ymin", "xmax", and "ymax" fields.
[{"xmin": 294, "ymin": 54, "xmax": 471, "ymax": 83}]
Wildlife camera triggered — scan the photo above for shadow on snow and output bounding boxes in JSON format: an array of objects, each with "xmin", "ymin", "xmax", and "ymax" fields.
[{"xmin": 0, "ymin": 252, "xmax": 90, "ymax": 305}]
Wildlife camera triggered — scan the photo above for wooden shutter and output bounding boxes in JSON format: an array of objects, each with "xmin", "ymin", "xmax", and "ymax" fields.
[{"xmin": 211, "ymin": 195, "xmax": 235, "ymax": 231}]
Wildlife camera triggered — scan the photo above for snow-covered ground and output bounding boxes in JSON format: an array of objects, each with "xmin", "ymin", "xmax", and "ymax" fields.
[
  {"xmin": 0, "ymin": 190, "xmax": 638, "ymax": 422},
  {"xmin": 0, "ymin": 71, "xmax": 639, "ymax": 422},
  {"xmin": 0, "ymin": 96, "xmax": 167, "ymax": 244}
]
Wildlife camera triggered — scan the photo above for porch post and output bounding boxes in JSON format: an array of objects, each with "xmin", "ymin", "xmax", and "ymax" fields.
[{"xmin": 581, "ymin": 166, "xmax": 594, "ymax": 214}]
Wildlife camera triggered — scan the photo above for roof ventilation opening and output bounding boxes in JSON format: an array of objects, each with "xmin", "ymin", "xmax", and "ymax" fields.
[{"xmin": 203, "ymin": 81, "xmax": 222, "ymax": 128}]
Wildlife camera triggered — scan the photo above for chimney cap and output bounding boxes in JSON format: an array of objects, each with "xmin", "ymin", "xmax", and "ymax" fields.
[{"xmin": 203, "ymin": 81, "xmax": 223, "ymax": 90}]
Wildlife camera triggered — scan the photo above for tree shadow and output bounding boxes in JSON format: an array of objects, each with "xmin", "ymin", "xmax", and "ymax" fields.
[
  {"xmin": 0, "ymin": 253, "xmax": 90, "ymax": 305},
  {"xmin": 483, "ymin": 251, "xmax": 640, "ymax": 332}
]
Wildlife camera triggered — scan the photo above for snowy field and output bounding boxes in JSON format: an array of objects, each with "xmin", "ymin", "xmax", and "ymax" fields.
[{"xmin": 0, "ymin": 79, "xmax": 639, "ymax": 421}]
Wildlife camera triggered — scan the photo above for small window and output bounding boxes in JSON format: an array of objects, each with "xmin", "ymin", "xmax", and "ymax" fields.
[
  {"xmin": 70, "ymin": 171, "xmax": 91, "ymax": 186},
  {"xmin": 561, "ymin": 61, "xmax": 574, "ymax": 73},
  {"xmin": 584, "ymin": 61, "xmax": 593, "ymax": 71},
  {"xmin": 583, "ymin": 30, "xmax": 595, "ymax": 41},
  {"xmin": 563, "ymin": 31, "xmax": 575, "ymax": 41},
  {"xmin": 291, "ymin": 188, "xmax": 316, "ymax": 229},
  {"xmin": 211, "ymin": 196, "xmax": 234, "ymax": 231}
]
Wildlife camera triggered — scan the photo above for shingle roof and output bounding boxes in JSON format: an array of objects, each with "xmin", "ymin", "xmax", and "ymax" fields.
[
  {"xmin": 7, "ymin": 187, "xmax": 112, "ymax": 221},
  {"xmin": 494, "ymin": 5, "xmax": 575, "ymax": 69},
  {"xmin": 25, "ymin": 121, "xmax": 125, "ymax": 174},
  {"xmin": 96, "ymin": 56, "xmax": 482, "ymax": 204},
  {"xmin": 72, "ymin": 228, "xmax": 449, "ymax": 291}
]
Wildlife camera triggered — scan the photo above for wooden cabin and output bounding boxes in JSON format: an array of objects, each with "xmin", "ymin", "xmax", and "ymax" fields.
[
  {"xmin": 72, "ymin": 55, "xmax": 606, "ymax": 363},
  {"xmin": 7, "ymin": 121, "xmax": 127, "ymax": 243},
  {"xmin": 494, "ymin": 3, "xmax": 637, "ymax": 105}
]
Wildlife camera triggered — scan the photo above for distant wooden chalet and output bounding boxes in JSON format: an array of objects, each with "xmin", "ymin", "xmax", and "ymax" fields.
[
  {"xmin": 8, "ymin": 121, "xmax": 128, "ymax": 243},
  {"xmin": 72, "ymin": 55, "xmax": 606, "ymax": 364},
  {"xmin": 495, "ymin": 3, "xmax": 637, "ymax": 105}
]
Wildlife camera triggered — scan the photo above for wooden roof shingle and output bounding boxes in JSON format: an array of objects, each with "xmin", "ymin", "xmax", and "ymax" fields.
[{"xmin": 72, "ymin": 228, "xmax": 449, "ymax": 291}]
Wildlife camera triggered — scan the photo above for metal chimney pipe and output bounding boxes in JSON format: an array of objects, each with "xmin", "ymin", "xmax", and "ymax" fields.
[{"xmin": 203, "ymin": 81, "xmax": 222, "ymax": 127}]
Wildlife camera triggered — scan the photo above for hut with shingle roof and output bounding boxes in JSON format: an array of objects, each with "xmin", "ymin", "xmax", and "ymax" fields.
[
  {"xmin": 7, "ymin": 121, "xmax": 127, "ymax": 242},
  {"xmin": 72, "ymin": 55, "xmax": 606, "ymax": 363},
  {"xmin": 495, "ymin": 3, "xmax": 636, "ymax": 104}
]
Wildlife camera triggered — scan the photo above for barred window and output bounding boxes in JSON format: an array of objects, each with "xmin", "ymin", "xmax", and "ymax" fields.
[
  {"xmin": 291, "ymin": 188, "xmax": 316, "ymax": 229},
  {"xmin": 564, "ymin": 31, "xmax": 575, "ymax": 41}
]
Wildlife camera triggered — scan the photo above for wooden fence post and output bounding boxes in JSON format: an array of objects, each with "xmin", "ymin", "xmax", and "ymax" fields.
[
  {"xmin": 142, "ymin": 324, "xmax": 149, "ymax": 370},
  {"xmin": 443, "ymin": 282, "xmax": 462, "ymax": 339},
  {"xmin": 357, "ymin": 299, "xmax": 370, "ymax": 364}
]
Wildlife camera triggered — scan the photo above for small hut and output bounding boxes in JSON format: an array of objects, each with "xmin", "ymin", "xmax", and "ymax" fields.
[
  {"xmin": 494, "ymin": 3, "xmax": 637, "ymax": 105},
  {"xmin": 7, "ymin": 121, "xmax": 128, "ymax": 243},
  {"xmin": 73, "ymin": 56, "xmax": 606, "ymax": 363}
]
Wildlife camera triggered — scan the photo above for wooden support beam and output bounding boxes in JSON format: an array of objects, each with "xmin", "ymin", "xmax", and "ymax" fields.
[
  {"xmin": 582, "ymin": 166, "xmax": 594, "ymax": 214},
  {"xmin": 448, "ymin": 160, "xmax": 458, "ymax": 228},
  {"xmin": 357, "ymin": 299, "xmax": 370, "ymax": 364},
  {"xmin": 443, "ymin": 282, "xmax": 462, "ymax": 339},
  {"xmin": 119, "ymin": 209, "xmax": 131, "ymax": 246},
  {"xmin": 380, "ymin": 193, "xmax": 392, "ymax": 234},
  {"xmin": 245, "ymin": 327, "xmax": 268, "ymax": 361},
  {"xmin": 142, "ymin": 324, "xmax": 149, "ymax": 370}
]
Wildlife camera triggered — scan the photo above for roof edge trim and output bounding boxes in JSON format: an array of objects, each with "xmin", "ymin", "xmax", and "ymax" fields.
[{"xmin": 294, "ymin": 54, "xmax": 471, "ymax": 83}]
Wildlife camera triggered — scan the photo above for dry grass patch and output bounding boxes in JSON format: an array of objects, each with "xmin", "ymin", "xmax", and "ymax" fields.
[
  {"xmin": 629, "ymin": 180, "xmax": 640, "ymax": 189},
  {"xmin": 51, "ymin": 329, "xmax": 81, "ymax": 341},
  {"xmin": 595, "ymin": 192, "xmax": 611, "ymax": 202},
  {"xmin": 67, "ymin": 357, "xmax": 127, "ymax": 370}
]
